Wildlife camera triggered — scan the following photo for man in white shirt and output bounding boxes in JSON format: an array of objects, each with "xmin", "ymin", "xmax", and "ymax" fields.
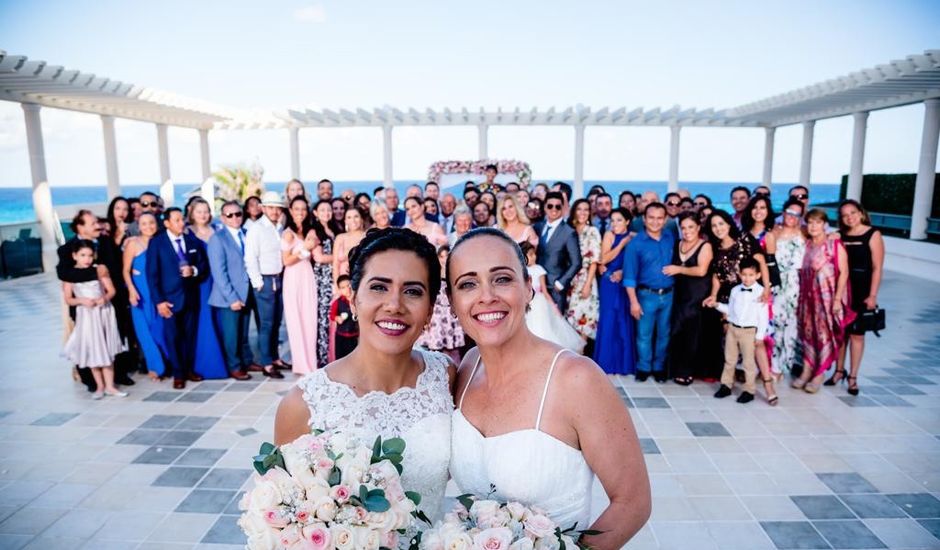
[
  {"xmin": 244, "ymin": 191, "xmax": 288, "ymax": 378},
  {"xmin": 707, "ymin": 258, "xmax": 769, "ymax": 404},
  {"xmin": 534, "ymin": 191, "xmax": 581, "ymax": 311}
]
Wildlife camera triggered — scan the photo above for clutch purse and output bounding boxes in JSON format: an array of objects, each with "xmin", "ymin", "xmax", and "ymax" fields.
[
  {"xmin": 765, "ymin": 253, "xmax": 782, "ymax": 288},
  {"xmin": 856, "ymin": 307, "xmax": 886, "ymax": 337}
]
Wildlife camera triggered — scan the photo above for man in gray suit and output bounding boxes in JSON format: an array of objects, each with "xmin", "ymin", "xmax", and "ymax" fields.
[
  {"xmin": 535, "ymin": 191, "xmax": 581, "ymax": 311},
  {"xmin": 207, "ymin": 200, "xmax": 257, "ymax": 380}
]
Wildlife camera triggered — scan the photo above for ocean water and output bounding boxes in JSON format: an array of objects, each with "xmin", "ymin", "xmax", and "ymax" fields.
[{"xmin": 0, "ymin": 180, "xmax": 840, "ymax": 224}]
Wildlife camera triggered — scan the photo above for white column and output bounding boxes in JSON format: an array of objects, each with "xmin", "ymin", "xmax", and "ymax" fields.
[
  {"xmin": 799, "ymin": 120, "xmax": 815, "ymax": 189},
  {"xmin": 762, "ymin": 127, "xmax": 775, "ymax": 187},
  {"xmin": 478, "ymin": 123, "xmax": 488, "ymax": 160},
  {"xmin": 288, "ymin": 127, "xmax": 300, "ymax": 180},
  {"xmin": 573, "ymin": 124, "xmax": 585, "ymax": 199},
  {"xmin": 101, "ymin": 115, "xmax": 121, "ymax": 200},
  {"xmin": 846, "ymin": 112, "xmax": 869, "ymax": 202},
  {"xmin": 22, "ymin": 104, "xmax": 58, "ymax": 271},
  {"xmin": 382, "ymin": 125, "xmax": 394, "ymax": 188},
  {"xmin": 156, "ymin": 123, "xmax": 173, "ymax": 206},
  {"xmin": 668, "ymin": 126, "xmax": 681, "ymax": 192},
  {"xmin": 911, "ymin": 99, "xmax": 940, "ymax": 240},
  {"xmin": 199, "ymin": 128, "xmax": 211, "ymax": 181}
]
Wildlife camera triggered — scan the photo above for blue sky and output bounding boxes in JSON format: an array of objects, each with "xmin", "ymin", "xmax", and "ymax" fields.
[{"xmin": 0, "ymin": 0, "xmax": 938, "ymax": 187}]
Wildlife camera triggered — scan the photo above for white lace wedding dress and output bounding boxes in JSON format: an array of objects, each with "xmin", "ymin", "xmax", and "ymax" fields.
[
  {"xmin": 297, "ymin": 349, "xmax": 453, "ymax": 524},
  {"xmin": 450, "ymin": 349, "xmax": 595, "ymax": 530}
]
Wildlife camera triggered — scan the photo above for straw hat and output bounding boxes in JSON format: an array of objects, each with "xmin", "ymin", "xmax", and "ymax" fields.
[{"xmin": 260, "ymin": 191, "xmax": 284, "ymax": 207}]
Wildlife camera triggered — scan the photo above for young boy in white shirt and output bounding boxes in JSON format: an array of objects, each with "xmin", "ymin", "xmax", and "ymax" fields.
[{"xmin": 708, "ymin": 258, "xmax": 769, "ymax": 404}]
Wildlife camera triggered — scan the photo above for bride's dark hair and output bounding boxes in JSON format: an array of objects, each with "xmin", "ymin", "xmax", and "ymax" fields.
[
  {"xmin": 445, "ymin": 227, "xmax": 530, "ymax": 293},
  {"xmin": 347, "ymin": 227, "xmax": 441, "ymax": 304}
]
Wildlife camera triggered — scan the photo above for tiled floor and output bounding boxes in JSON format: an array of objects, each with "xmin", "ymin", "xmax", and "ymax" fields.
[{"xmin": 0, "ymin": 270, "xmax": 938, "ymax": 549}]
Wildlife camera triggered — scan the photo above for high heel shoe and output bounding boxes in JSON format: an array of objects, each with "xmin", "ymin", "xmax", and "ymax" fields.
[
  {"xmin": 762, "ymin": 377, "xmax": 779, "ymax": 406},
  {"xmin": 847, "ymin": 376, "xmax": 859, "ymax": 396},
  {"xmin": 824, "ymin": 369, "xmax": 846, "ymax": 386}
]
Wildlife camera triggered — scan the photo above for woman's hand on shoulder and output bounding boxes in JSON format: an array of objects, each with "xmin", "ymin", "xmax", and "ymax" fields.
[{"xmin": 274, "ymin": 387, "xmax": 312, "ymax": 446}]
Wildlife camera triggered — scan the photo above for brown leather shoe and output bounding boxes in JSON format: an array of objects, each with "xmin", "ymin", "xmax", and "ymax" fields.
[
  {"xmin": 273, "ymin": 360, "xmax": 292, "ymax": 370},
  {"xmin": 173, "ymin": 378, "xmax": 186, "ymax": 390},
  {"xmin": 246, "ymin": 363, "xmax": 265, "ymax": 372},
  {"xmin": 231, "ymin": 370, "xmax": 252, "ymax": 381},
  {"xmin": 187, "ymin": 373, "xmax": 204, "ymax": 382}
]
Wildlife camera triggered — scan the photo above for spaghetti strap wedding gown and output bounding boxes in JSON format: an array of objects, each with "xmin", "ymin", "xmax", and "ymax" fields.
[
  {"xmin": 296, "ymin": 349, "xmax": 453, "ymax": 523},
  {"xmin": 450, "ymin": 349, "xmax": 595, "ymax": 529}
]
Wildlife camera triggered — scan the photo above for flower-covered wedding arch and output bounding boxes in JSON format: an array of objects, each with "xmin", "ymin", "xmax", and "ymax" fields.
[{"xmin": 428, "ymin": 159, "xmax": 532, "ymax": 189}]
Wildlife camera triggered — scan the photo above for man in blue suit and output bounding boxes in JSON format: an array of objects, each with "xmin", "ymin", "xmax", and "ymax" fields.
[
  {"xmin": 146, "ymin": 207, "xmax": 209, "ymax": 389},
  {"xmin": 207, "ymin": 201, "xmax": 256, "ymax": 381}
]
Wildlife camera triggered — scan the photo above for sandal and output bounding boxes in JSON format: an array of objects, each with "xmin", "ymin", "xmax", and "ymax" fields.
[
  {"xmin": 791, "ymin": 377, "xmax": 807, "ymax": 390},
  {"xmin": 824, "ymin": 369, "xmax": 846, "ymax": 386},
  {"xmin": 847, "ymin": 376, "xmax": 859, "ymax": 396},
  {"xmin": 762, "ymin": 377, "xmax": 779, "ymax": 406},
  {"xmin": 673, "ymin": 377, "xmax": 693, "ymax": 386}
]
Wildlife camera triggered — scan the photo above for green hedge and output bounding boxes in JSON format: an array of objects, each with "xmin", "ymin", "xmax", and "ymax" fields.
[{"xmin": 839, "ymin": 173, "xmax": 940, "ymax": 217}]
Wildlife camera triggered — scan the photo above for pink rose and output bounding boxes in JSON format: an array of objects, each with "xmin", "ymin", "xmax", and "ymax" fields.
[
  {"xmin": 523, "ymin": 514, "xmax": 556, "ymax": 539},
  {"xmin": 316, "ymin": 457, "xmax": 334, "ymax": 471},
  {"xmin": 383, "ymin": 531, "xmax": 399, "ymax": 549},
  {"xmin": 263, "ymin": 507, "xmax": 291, "ymax": 528},
  {"xmin": 303, "ymin": 524, "xmax": 332, "ymax": 550},
  {"xmin": 330, "ymin": 484, "xmax": 352, "ymax": 504},
  {"xmin": 472, "ymin": 527, "xmax": 513, "ymax": 550},
  {"xmin": 279, "ymin": 523, "xmax": 302, "ymax": 547}
]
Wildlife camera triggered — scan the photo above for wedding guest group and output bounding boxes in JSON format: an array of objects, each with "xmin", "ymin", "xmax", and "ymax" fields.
[{"xmin": 59, "ymin": 177, "xmax": 883, "ymax": 407}]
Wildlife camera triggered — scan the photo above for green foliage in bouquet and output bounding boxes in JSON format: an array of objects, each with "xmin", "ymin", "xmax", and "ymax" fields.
[{"xmin": 252, "ymin": 442, "xmax": 285, "ymax": 475}]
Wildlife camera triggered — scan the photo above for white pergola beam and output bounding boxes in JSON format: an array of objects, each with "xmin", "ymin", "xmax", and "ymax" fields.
[
  {"xmin": 846, "ymin": 112, "xmax": 869, "ymax": 201},
  {"xmin": 21, "ymin": 103, "xmax": 58, "ymax": 270},
  {"xmin": 101, "ymin": 114, "xmax": 120, "ymax": 200}
]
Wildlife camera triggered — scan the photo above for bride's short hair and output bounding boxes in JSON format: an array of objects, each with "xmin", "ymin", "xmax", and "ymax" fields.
[
  {"xmin": 348, "ymin": 227, "xmax": 441, "ymax": 303},
  {"xmin": 445, "ymin": 227, "xmax": 530, "ymax": 294}
]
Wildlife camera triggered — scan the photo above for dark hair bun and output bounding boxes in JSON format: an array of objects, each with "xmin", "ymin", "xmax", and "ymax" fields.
[{"xmin": 348, "ymin": 227, "xmax": 441, "ymax": 304}]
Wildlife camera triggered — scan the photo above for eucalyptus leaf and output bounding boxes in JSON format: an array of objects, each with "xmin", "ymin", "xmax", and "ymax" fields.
[
  {"xmin": 457, "ymin": 494, "xmax": 475, "ymax": 511},
  {"xmin": 364, "ymin": 494, "xmax": 391, "ymax": 512},
  {"xmin": 405, "ymin": 491, "xmax": 422, "ymax": 506},
  {"xmin": 327, "ymin": 466, "xmax": 342, "ymax": 487},
  {"xmin": 382, "ymin": 438, "xmax": 406, "ymax": 455}
]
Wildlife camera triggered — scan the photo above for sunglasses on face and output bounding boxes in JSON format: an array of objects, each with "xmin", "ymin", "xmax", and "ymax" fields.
[
  {"xmin": 223, "ymin": 211, "xmax": 244, "ymax": 219},
  {"xmin": 793, "ymin": 194, "xmax": 809, "ymax": 200},
  {"xmin": 666, "ymin": 201, "xmax": 680, "ymax": 207},
  {"xmin": 784, "ymin": 209, "xmax": 801, "ymax": 217},
  {"xmin": 694, "ymin": 201, "xmax": 707, "ymax": 207},
  {"xmin": 140, "ymin": 201, "xmax": 155, "ymax": 208},
  {"xmin": 755, "ymin": 191, "xmax": 770, "ymax": 197},
  {"xmin": 545, "ymin": 203, "xmax": 562, "ymax": 210}
]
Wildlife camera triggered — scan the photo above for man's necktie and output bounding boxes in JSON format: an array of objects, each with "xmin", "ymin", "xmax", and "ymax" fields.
[
  {"xmin": 599, "ymin": 219, "xmax": 607, "ymax": 235},
  {"xmin": 237, "ymin": 230, "xmax": 245, "ymax": 255},
  {"xmin": 174, "ymin": 238, "xmax": 186, "ymax": 262}
]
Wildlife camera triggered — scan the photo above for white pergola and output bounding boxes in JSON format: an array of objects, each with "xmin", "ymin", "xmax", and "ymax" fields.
[{"xmin": 1, "ymin": 48, "xmax": 939, "ymax": 270}]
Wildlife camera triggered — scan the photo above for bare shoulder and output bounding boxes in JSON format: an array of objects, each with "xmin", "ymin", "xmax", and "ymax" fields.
[
  {"xmin": 274, "ymin": 386, "xmax": 311, "ymax": 445},
  {"xmin": 553, "ymin": 351, "xmax": 612, "ymax": 397},
  {"xmin": 96, "ymin": 264, "xmax": 111, "ymax": 278}
]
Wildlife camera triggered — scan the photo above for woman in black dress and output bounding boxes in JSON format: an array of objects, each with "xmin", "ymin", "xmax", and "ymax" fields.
[
  {"xmin": 663, "ymin": 212, "xmax": 714, "ymax": 384},
  {"xmin": 828, "ymin": 199, "xmax": 884, "ymax": 395}
]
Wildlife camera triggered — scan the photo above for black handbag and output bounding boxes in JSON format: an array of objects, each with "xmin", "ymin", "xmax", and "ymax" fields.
[
  {"xmin": 855, "ymin": 307, "xmax": 886, "ymax": 337},
  {"xmin": 765, "ymin": 253, "xmax": 782, "ymax": 288}
]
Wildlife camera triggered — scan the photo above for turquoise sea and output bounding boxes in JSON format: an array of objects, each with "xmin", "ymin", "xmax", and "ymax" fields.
[{"xmin": 0, "ymin": 180, "xmax": 840, "ymax": 224}]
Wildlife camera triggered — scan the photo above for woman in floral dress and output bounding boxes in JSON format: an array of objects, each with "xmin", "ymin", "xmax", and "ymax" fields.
[
  {"xmin": 312, "ymin": 200, "xmax": 335, "ymax": 368},
  {"xmin": 772, "ymin": 198, "xmax": 806, "ymax": 375},
  {"xmin": 793, "ymin": 209, "xmax": 854, "ymax": 394},
  {"xmin": 565, "ymin": 199, "xmax": 601, "ymax": 342},
  {"xmin": 417, "ymin": 245, "xmax": 464, "ymax": 364}
]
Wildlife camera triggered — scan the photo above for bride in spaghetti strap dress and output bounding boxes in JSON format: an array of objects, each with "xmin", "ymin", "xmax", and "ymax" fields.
[
  {"xmin": 445, "ymin": 228, "xmax": 651, "ymax": 549},
  {"xmin": 451, "ymin": 349, "xmax": 593, "ymax": 528}
]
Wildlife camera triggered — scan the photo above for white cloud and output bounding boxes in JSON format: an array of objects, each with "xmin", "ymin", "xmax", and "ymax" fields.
[{"xmin": 293, "ymin": 4, "xmax": 327, "ymax": 23}]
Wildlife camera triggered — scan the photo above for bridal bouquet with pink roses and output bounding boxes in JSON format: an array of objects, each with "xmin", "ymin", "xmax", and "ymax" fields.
[
  {"xmin": 413, "ymin": 492, "xmax": 597, "ymax": 550},
  {"xmin": 238, "ymin": 430, "xmax": 423, "ymax": 550}
]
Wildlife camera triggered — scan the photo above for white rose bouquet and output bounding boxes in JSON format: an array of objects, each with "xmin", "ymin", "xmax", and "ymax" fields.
[
  {"xmin": 238, "ymin": 430, "xmax": 424, "ymax": 550},
  {"xmin": 413, "ymin": 491, "xmax": 599, "ymax": 550}
]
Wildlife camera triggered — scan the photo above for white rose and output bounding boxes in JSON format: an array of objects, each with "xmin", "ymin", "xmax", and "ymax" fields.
[
  {"xmin": 523, "ymin": 514, "xmax": 556, "ymax": 540},
  {"xmin": 238, "ymin": 512, "xmax": 280, "ymax": 550},
  {"xmin": 444, "ymin": 531, "xmax": 473, "ymax": 550},
  {"xmin": 470, "ymin": 500, "xmax": 500, "ymax": 519},
  {"xmin": 342, "ymin": 464, "xmax": 367, "ymax": 487},
  {"xmin": 265, "ymin": 467, "xmax": 303, "ymax": 505},
  {"xmin": 505, "ymin": 502, "xmax": 528, "ymax": 522},
  {"xmin": 353, "ymin": 525, "xmax": 381, "ymax": 550},
  {"xmin": 533, "ymin": 537, "xmax": 559, "ymax": 550},
  {"xmin": 472, "ymin": 527, "xmax": 513, "ymax": 550},
  {"xmin": 366, "ymin": 511, "xmax": 396, "ymax": 532},
  {"xmin": 509, "ymin": 538, "xmax": 534, "ymax": 550},
  {"xmin": 314, "ymin": 496, "xmax": 338, "ymax": 522},
  {"xmin": 247, "ymin": 477, "xmax": 283, "ymax": 510},
  {"xmin": 332, "ymin": 524, "xmax": 356, "ymax": 550}
]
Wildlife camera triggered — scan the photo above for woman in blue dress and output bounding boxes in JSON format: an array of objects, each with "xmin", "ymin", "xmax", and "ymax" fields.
[
  {"xmin": 122, "ymin": 213, "xmax": 167, "ymax": 378},
  {"xmin": 186, "ymin": 199, "xmax": 228, "ymax": 379},
  {"xmin": 593, "ymin": 208, "xmax": 636, "ymax": 374}
]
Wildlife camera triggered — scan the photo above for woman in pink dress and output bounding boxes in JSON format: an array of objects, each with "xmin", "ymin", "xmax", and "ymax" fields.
[
  {"xmin": 281, "ymin": 196, "xmax": 321, "ymax": 374},
  {"xmin": 793, "ymin": 209, "xmax": 855, "ymax": 393}
]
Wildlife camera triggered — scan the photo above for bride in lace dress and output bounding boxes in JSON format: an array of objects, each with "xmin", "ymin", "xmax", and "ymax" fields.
[
  {"xmin": 275, "ymin": 228, "xmax": 455, "ymax": 526},
  {"xmin": 444, "ymin": 228, "xmax": 651, "ymax": 550}
]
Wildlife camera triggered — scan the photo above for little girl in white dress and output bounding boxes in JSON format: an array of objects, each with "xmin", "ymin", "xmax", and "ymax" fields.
[
  {"xmin": 521, "ymin": 243, "xmax": 584, "ymax": 352},
  {"xmin": 61, "ymin": 240, "xmax": 127, "ymax": 399}
]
